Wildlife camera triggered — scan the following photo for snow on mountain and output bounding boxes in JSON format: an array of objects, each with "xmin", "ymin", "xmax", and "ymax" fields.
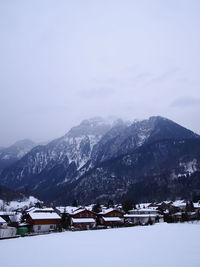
[
  {"xmin": 0, "ymin": 196, "xmax": 40, "ymax": 211},
  {"xmin": 171, "ymin": 159, "xmax": 199, "ymax": 178},
  {"xmin": 58, "ymin": 117, "xmax": 200, "ymax": 204},
  {"xmin": 0, "ymin": 139, "xmax": 37, "ymax": 173},
  {"xmin": 90, "ymin": 116, "xmax": 198, "ymax": 167},
  {"xmin": 0, "ymin": 116, "xmax": 200, "ymax": 204},
  {"xmin": 0, "ymin": 117, "xmax": 114, "ymax": 189},
  {"xmin": 0, "ymin": 139, "xmax": 36, "ymax": 160},
  {"xmin": 179, "ymin": 159, "xmax": 198, "ymax": 174},
  {"xmin": 62, "ymin": 134, "xmax": 101, "ymax": 169}
]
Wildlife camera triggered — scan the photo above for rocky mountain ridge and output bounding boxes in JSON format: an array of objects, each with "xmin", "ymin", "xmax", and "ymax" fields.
[{"xmin": 0, "ymin": 116, "xmax": 200, "ymax": 204}]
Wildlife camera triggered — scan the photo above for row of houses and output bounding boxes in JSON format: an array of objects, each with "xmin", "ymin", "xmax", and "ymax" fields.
[
  {"xmin": 0, "ymin": 205, "xmax": 163, "ymax": 238},
  {"xmin": 26, "ymin": 207, "xmax": 127, "ymax": 232},
  {"xmin": 148, "ymin": 200, "xmax": 200, "ymax": 212},
  {"xmin": 1, "ymin": 199, "xmax": 200, "ymax": 238},
  {"xmin": 143, "ymin": 200, "xmax": 200, "ymax": 222}
]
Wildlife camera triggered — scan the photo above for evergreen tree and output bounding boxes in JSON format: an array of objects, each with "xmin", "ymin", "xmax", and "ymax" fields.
[
  {"xmin": 192, "ymin": 195, "xmax": 200, "ymax": 203},
  {"xmin": 92, "ymin": 202, "xmax": 102, "ymax": 213},
  {"xmin": 61, "ymin": 212, "xmax": 70, "ymax": 229},
  {"xmin": 72, "ymin": 200, "xmax": 78, "ymax": 207},
  {"xmin": 21, "ymin": 210, "xmax": 28, "ymax": 223},
  {"xmin": 197, "ymin": 210, "xmax": 200, "ymax": 220},
  {"xmin": 35, "ymin": 201, "xmax": 43, "ymax": 208},
  {"xmin": 186, "ymin": 201, "xmax": 194, "ymax": 212},
  {"xmin": 107, "ymin": 199, "xmax": 114, "ymax": 208},
  {"xmin": 164, "ymin": 213, "xmax": 173, "ymax": 223},
  {"xmin": 182, "ymin": 212, "xmax": 188, "ymax": 222},
  {"xmin": 147, "ymin": 216, "xmax": 153, "ymax": 225},
  {"xmin": 122, "ymin": 200, "xmax": 133, "ymax": 213}
]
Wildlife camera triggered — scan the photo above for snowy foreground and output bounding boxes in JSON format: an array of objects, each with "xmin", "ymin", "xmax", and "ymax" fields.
[{"xmin": 1, "ymin": 223, "xmax": 200, "ymax": 267}]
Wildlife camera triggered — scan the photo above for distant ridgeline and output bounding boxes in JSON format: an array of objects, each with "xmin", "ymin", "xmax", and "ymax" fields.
[{"xmin": 0, "ymin": 116, "xmax": 200, "ymax": 204}]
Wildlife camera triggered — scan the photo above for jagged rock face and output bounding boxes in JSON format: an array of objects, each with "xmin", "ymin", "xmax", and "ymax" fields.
[
  {"xmin": 0, "ymin": 116, "xmax": 200, "ymax": 204},
  {"xmin": 64, "ymin": 139, "xmax": 200, "ymax": 204},
  {"xmin": 90, "ymin": 116, "xmax": 198, "ymax": 166}
]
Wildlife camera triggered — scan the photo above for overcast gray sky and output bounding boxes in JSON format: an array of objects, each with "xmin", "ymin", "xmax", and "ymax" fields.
[{"xmin": 0, "ymin": 0, "xmax": 200, "ymax": 146}]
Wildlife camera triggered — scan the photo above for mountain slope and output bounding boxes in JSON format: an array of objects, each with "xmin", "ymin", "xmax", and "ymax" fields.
[
  {"xmin": 90, "ymin": 116, "xmax": 198, "ymax": 166},
  {"xmin": 0, "ymin": 117, "xmax": 114, "ymax": 192},
  {"xmin": 0, "ymin": 184, "xmax": 24, "ymax": 202},
  {"xmin": 0, "ymin": 116, "xmax": 199, "ymax": 204},
  {"xmin": 61, "ymin": 138, "xmax": 200, "ymax": 204},
  {"xmin": 0, "ymin": 139, "xmax": 36, "ymax": 173}
]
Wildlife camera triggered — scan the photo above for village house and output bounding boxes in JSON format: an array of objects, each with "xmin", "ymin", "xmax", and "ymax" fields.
[
  {"xmin": 100, "ymin": 208, "xmax": 124, "ymax": 217},
  {"xmin": 147, "ymin": 200, "xmax": 200, "ymax": 222},
  {"xmin": 124, "ymin": 207, "xmax": 161, "ymax": 225},
  {"xmin": 101, "ymin": 216, "xmax": 123, "ymax": 227},
  {"xmin": 129, "ymin": 208, "xmax": 160, "ymax": 215},
  {"xmin": 193, "ymin": 202, "xmax": 200, "ymax": 213},
  {"xmin": 172, "ymin": 200, "xmax": 187, "ymax": 211},
  {"xmin": 70, "ymin": 208, "xmax": 97, "ymax": 229},
  {"xmin": 99, "ymin": 208, "xmax": 124, "ymax": 227},
  {"xmin": 26, "ymin": 212, "xmax": 61, "ymax": 233},
  {"xmin": 124, "ymin": 214, "xmax": 158, "ymax": 225},
  {"xmin": 157, "ymin": 201, "xmax": 179, "ymax": 213},
  {"xmin": 147, "ymin": 203, "xmax": 159, "ymax": 209},
  {"xmin": 171, "ymin": 212, "xmax": 182, "ymax": 222},
  {"xmin": 187, "ymin": 211, "xmax": 198, "ymax": 220}
]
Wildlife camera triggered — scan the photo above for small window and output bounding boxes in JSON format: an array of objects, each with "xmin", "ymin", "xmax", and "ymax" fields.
[
  {"xmin": 38, "ymin": 225, "xmax": 41, "ymax": 230},
  {"xmin": 50, "ymin": 225, "xmax": 54, "ymax": 229}
]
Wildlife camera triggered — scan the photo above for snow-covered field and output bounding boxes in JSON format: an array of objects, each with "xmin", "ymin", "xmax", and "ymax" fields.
[{"xmin": 1, "ymin": 223, "xmax": 200, "ymax": 267}]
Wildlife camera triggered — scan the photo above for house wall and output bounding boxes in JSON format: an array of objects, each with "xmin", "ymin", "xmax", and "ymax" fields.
[
  {"xmin": 130, "ymin": 210, "xmax": 159, "ymax": 215},
  {"xmin": 27, "ymin": 217, "xmax": 61, "ymax": 225},
  {"xmin": 101, "ymin": 220, "xmax": 123, "ymax": 227},
  {"xmin": 26, "ymin": 216, "xmax": 61, "ymax": 233},
  {"xmin": 103, "ymin": 211, "xmax": 123, "ymax": 217},
  {"xmin": 32, "ymin": 224, "xmax": 57, "ymax": 233},
  {"xmin": 72, "ymin": 222, "xmax": 95, "ymax": 229},
  {"xmin": 73, "ymin": 210, "xmax": 97, "ymax": 219},
  {"xmin": 125, "ymin": 216, "xmax": 156, "ymax": 225}
]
